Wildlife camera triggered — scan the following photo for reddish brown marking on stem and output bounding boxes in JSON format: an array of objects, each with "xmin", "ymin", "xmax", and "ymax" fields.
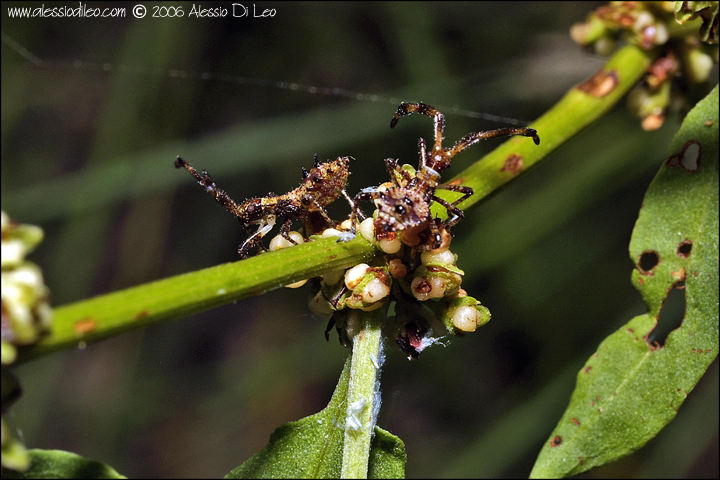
[
  {"xmin": 74, "ymin": 318, "xmax": 97, "ymax": 335},
  {"xmin": 501, "ymin": 154, "xmax": 524, "ymax": 174},
  {"xmin": 550, "ymin": 436, "xmax": 562, "ymax": 447},
  {"xmin": 577, "ymin": 69, "xmax": 619, "ymax": 97},
  {"xmin": 583, "ymin": 366, "xmax": 593, "ymax": 375},
  {"xmin": 705, "ymin": 120, "xmax": 714, "ymax": 127},
  {"xmin": 134, "ymin": 310, "xmax": 149, "ymax": 320}
]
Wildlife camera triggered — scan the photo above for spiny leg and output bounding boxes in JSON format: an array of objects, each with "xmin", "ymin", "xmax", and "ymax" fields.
[
  {"xmin": 390, "ymin": 102, "xmax": 445, "ymax": 153},
  {"xmin": 350, "ymin": 188, "xmax": 381, "ymax": 229},
  {"xmin": 432, "ymin": 195, "xmax": 466, "ymax": 228},
  {"xmin": 300, "ymin": 194, "xmax": 336, "ymax": 235},
  {"xmin": 437, "ymin": 183, "xmax": 474, "ymax": 206},
  {"xmin": 279, "ymin": 216, "xmax": 297, "ymax": 244},
  {"xmin": 385, "ymin": 158, "xmax": 413, "ymax": 188},
  {"xmin": 446, "ymin": 128, "xmax": 540, "ymax": 159},
  {"xmin": 175, "ymin": 157, "xmax": 244, "ymax": 218}
]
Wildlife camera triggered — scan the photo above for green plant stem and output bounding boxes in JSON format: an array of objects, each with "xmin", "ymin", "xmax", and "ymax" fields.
[
  {"xmin": 16, "ymin": 45, "xmax": 657, "ymax": 365},
  {"xmin": 15, "ymin": 235, "xmax": 374, "ymax": 363},
  {"xmin": 341, "ymin": 309, "xmax": 385, "ymax": 479},
  {"xmin": 433, "ymin": 43, "xmax": 656, "ymax": 213}
]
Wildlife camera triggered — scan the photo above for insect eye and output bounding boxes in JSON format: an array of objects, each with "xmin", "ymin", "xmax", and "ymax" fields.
[{"xmin": 394, "ymin": 205, "xmax": 406, "ymax": 215}]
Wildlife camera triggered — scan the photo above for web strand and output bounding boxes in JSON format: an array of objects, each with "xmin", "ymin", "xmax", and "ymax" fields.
[{"xmin": 1, "ymin": 32, "xmax": 531, "ymax": 126}]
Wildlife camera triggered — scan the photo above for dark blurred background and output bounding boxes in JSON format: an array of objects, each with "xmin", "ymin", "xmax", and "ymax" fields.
[{"xmin": 2, "ymin": 2, "xmax": 717, "ymax": 478}]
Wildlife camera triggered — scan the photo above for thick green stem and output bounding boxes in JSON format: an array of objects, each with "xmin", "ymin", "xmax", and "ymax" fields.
[
  {"xmin": 433, "ymin": 43, "xmax": 655, "ymax": 213},
  {"xmin": 341, "ymin": 309, "xmax": 385, "ymax": 479},
  {"xmin": 15, "ymin": 235, "xmax": 374, "ymax": 363}
]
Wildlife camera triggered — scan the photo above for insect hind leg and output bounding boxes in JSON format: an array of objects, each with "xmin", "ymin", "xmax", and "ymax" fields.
[
  {"xmin": 390, "ymin": 103, "xmax": 445, "ymax": 153},
  {"xmin": 175, "ymin": 157, "xmax": 244, "ymax": 218}
]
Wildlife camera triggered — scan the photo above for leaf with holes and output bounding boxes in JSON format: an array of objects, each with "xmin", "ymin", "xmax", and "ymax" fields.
[
  {"xmin": 226, "ymin": 355, "xmax": 406, "ymax": 479},
  {"xmin": 531, "ymin": 85, "xmax": 718, "ymax": 478}
]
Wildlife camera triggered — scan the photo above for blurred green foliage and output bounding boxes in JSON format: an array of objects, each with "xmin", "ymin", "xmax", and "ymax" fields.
[{"xmin": 1, "ymin": 2, "xmax": 717, "ymax": 478}]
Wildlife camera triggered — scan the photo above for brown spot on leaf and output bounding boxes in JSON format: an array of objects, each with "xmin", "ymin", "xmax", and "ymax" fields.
[
  {"xmin": 571, "ymin": 418, "xmax": 581, "ymax": 426},
  {"xmin": 578, "ymin": 69, "xmax": 619, "ymax": 97},
  {"xmin": 637, "ymin": 250, "xmax": 660, "ymax": 274},
  {"xmin": 667, "ymin": 140, "xmax": 701, "ymax": 172},
  {"xmin": 550, "ymin": 436, "xmax": 562, "ymax": 447},
  {"xmin": 583, "ymin": 366, "xmax": 593, "ymax": 375},
  {"xmin": 705, "ymin": 120, "xmax": 714, "ymax": 127},
  {"xmin": 501, "ymin": 154, "xmax": 524, "ymax": 174},
  {"xmin": 672, "ymin": 268, "xmax": 686, "ymax": 284}
]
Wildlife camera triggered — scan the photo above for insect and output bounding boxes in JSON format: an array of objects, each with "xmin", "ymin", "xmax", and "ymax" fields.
[
  {"xmin": 352, "ymin": 102, "xmax": 540, "ymax": 249},
  {"xmin": 175, "ymin": 155, "xmax": 353, "ymax": 258}
]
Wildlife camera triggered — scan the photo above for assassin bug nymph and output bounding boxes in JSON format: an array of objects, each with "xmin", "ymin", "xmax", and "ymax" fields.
[
  {"xmin": 175, "ymin": 155, "xmax": 353, "ymax": 258},
  {"xmin": 351, "ymin": 102, "xmax": 540, "ymax": 249}
]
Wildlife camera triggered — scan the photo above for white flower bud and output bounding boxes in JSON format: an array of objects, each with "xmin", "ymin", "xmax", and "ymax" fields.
[
  {"xmin": 344, "ymin": 263, "xmax": 370, "ymax": 289},
  {"xmin": 308, "ymin": 290, "xmax": 334, "ymax": 315},
  {"xmin": 411, "ymin": 275, "xmax": 446, "ymax": 301},
  {"xmin": 378, "ymin": 234, "xmax": 402, "ymax": 254},
  {"xmin": 360, "ymin": 277, "xmax": 390, "ymax": 303},
  {"xmin": 451, "ymin": 305, "xmax": 480, "ymax": 332},
  {"xmin": 421, "ymin": 249, "xmax": 455, "ymax": 266},
  {"xmin": 284, "ymin": 279, "xmax": 308, "ymax": 289},
  {"xmin": 269, "ymin": 231, "xmax": 304, "ymax": 251},
  {"xmin": 320, "ymin": 228, "xmax": 342, "ymax": 238},
  {"xmin": 358, "ymin": 217, "xmax": 376, "ymax": 244}
]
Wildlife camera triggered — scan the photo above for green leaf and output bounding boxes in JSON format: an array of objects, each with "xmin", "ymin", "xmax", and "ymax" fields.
[
  {"xmin": 531, "ymin": 85, "xmax": 719, "ymax": 478},
  {"xmin": 226, "ymin": 355, "xmax": 406, "ymax": 479},
  {"xmin": 1, "ymin": 449, "xmax": 125, "ymax": 479}
]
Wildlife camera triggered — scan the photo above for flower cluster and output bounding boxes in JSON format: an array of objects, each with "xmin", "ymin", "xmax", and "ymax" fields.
[
  {"xmin": 1, "ymin": 211, "xmax": 52, "ymax": 364},
  {"xmin": 302, "ymin": 214, "xmax": 490, "ymax": 359},
  {"xmin": 1, "ymin": 211, "xmax": 52, "ymax": 472},
  {"xmin": 571, "ymin": 1, "xmax": 718, "ymax": 130}
]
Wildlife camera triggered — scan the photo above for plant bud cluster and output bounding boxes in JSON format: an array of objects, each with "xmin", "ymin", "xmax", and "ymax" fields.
[
  {"xmin": 1, "ymin": 211, "xmax": 52, "ymax": 472},
  {"xmin": 571, "ymin": 1, "xmax": 717, "ymax": 130},
  {"xmin": 309, "ymin": 212, "xmax": 490, "ymax": 359},
  {"xmin": 1, "ymin": 211, "xmax": 52, "ymax": 365}
]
